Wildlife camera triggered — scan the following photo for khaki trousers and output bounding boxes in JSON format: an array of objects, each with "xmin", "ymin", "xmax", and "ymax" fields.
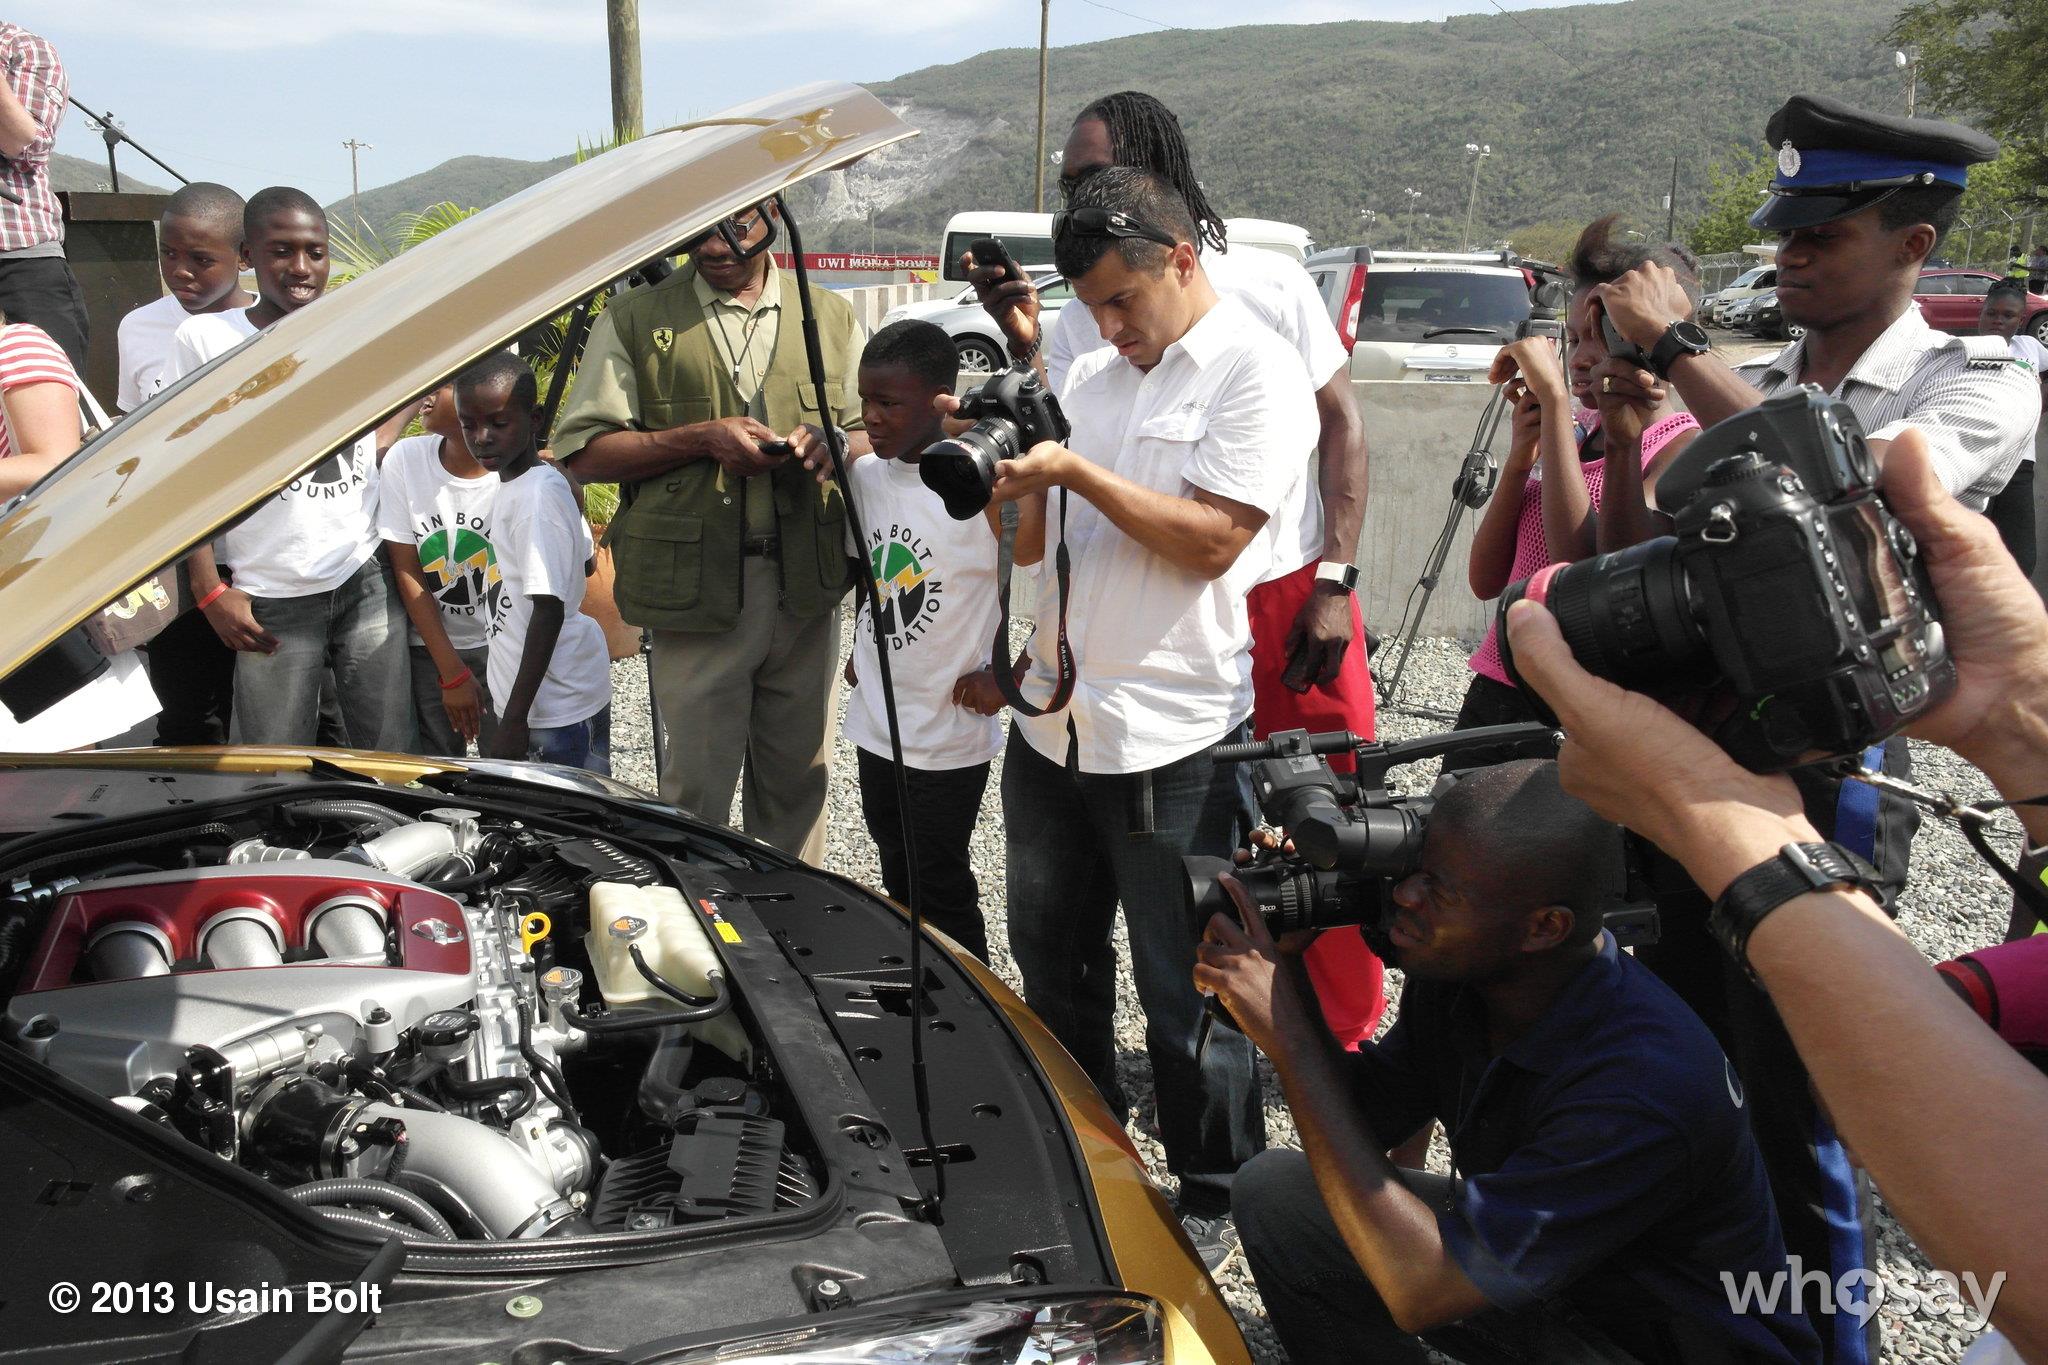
[{"xmin": 649, "ymin": 557, "xmax": 841, "ymax": 863}]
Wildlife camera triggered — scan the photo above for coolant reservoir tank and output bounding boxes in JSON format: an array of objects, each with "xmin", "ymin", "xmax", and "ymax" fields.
[{"xmin": 585, "ymin": 883, "xmax": 723, "ymax": 1007}]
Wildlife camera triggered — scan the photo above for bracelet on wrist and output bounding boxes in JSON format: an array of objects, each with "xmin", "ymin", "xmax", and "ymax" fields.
[
  {"xmin": 438, "ymin": 667, "xmax": 473, "ymax": 691},
  {"xmin": 1009, "ymin": 335, "xmax": 1041, "ymax": 365},
  {"xmin": 194, "ymin": 582, "xmax": 229, "ymax": 611}
]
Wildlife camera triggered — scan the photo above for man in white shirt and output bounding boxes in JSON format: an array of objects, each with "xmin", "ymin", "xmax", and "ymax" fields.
[
  {"xmin": 967, "ymin": 91, "xmax": 1388, "ymax": 1051},
  {"xmin": 990, "ymin": 167, "xmax": 1317, "ymax": 1269}
]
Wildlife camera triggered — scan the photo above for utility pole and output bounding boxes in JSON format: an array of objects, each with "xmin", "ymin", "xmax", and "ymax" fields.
[
  {"xmin": 1462, "ymin": 143, "xmax": 1491, "ymax": 251},
  {"xmin": 1665, "ymin": 154, "xmax": 1679, "ymax": 239},
  {"xmin": 1033, "ymin": 0, "xmax": 1051, "ymax": 213},
  {"xmin": 1359, "ymin": 207, "xmax": 1378, "ymax": 249},
  {"xmin": 342, "ymin": 138, "xmax": 372, "ymax": 235},
  {"xmin": 1894, "ymin": 48, "xmax": 1918, "ymax": 119},
  {"xmin": 607, "ymin": 0, "xmax": 644, "ymax": 143},
  {"xmin": 1403, "ymin": 187, "xmax": 1422, "ymax": 247}
]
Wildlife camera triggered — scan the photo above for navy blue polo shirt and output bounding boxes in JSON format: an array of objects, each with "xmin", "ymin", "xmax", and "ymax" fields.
[{"xmin": 1349, "ymin": 935, "xmax": 1820, "ymax": 1364}]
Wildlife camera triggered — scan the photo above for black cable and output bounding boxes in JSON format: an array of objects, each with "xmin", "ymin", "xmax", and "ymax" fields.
[
  {"xmin": 630, "ymin": 942, "xmax": 719, "ymax": 1007},
  {"xmin": 516, "ymin": 1000, "xmax": 582, "ymax": 1126},
  {"xmin": 774, "ymin": 195, "xmax": 945, "ymax": 1215}
]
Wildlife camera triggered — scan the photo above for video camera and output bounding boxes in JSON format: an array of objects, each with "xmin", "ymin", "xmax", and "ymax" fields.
[
  {"xmin": 920, "ymin": 365, "xmax": 1070, "ymax": 521},
  {"xmin": 1496, "ymin": 388, "xmax": 1955, "ymax": 772},
  {"xmin": 1182, "ymin": 724, "xmax": 1658, "ymax": 952}
]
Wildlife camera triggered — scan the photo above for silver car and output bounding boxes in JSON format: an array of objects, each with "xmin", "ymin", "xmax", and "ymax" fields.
[{"xmin": 880, "ymin": 272, "xmax": 1073, "ymax": 373}]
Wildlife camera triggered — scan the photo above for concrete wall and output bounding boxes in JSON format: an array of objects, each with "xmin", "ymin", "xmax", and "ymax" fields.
[
  {"xmin": 840, "ymin": 281, "xmax": 944, "ymax": 335},
  {"xmin": 1350, "ymin": 381, "xmax": 1507, "ymax": 644}
]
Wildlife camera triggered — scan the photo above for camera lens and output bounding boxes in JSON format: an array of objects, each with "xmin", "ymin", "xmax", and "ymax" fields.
[
  {"xmin": 1180, "ymin": 855, "xmax": 1376, "ymax": 935},
  {"xmin": 919, "ymin": 419, "xmax": 1019, "ymax": 521},
  {"xmin": 1498, "ymin": 539, "xmax": 1710, "ymax": 700},
  {"xmin": 1293, "ymin": 803, "xmax": 1425, "ymax": 875}
]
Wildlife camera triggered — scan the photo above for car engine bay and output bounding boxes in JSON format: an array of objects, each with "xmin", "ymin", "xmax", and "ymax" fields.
[{"xmin": 0, "ymin": 791, "xmax": 820, "ymax": 1246}]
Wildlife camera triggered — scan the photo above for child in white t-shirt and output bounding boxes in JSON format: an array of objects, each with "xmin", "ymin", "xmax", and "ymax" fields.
[
  {"xmin": 378, "ymin": 381, "xmax": 500, "ymax": 756},
  {"xmin": 457, "ymin": 352, "xmax": 611, "ymax": 773},
  {"xmin": 115, "ymin": 184, "xmax": 253, "ymax": 747},
  {"xmin": 844, "ymin": 321, "xmax": 1007, "ymax": 958}
]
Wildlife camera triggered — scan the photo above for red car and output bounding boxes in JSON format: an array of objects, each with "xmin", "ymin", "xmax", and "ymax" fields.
[{"xmin": 1914, "ymin": 268, "xmax": 2048, "ymax": 341}]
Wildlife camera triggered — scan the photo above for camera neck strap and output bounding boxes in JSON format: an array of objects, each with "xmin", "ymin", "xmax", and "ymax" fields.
[
  {"xmin": 1828, "ymin": 760, "xmax": 2048, "ymax": 930},
  {"xmin": 992, "ymin": 492, "xmax": 1076, "ymax": 719}
]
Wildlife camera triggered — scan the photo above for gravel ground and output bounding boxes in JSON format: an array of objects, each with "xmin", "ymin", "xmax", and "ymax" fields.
[{"xmin": 604, "ymin": 625, "xmax": 2019, "ymax": 1365}]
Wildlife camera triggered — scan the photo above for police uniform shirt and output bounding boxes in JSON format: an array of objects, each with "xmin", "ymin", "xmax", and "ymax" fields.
[{"xmin": 1733, "ymin": 304, "xmax": 2037, "ymax": 511}]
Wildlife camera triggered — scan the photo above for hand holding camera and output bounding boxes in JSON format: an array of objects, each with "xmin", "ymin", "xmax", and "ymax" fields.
[
  {"xmin": 1595, "ymin": 262, "xmax": 1697, "ymax": 353},
  {"xmin": 695, "ymin": 415, "xmax": 789, "ymax": 479}
]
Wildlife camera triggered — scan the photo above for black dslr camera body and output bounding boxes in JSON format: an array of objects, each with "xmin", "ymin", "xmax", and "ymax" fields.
[
  {"xmin": 920, "ymin": 365, "xmax": 1070, "ymax": 520},
  {"xmin": 1180, "ymin": 724, "xmax": 1665, "ymax": 952},
  {"xmin": 1498, "ymin": 388, "xmax": 1955, "ymax": 772}
]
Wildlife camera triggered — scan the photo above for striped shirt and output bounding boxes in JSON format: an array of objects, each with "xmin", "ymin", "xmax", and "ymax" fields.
[
  {"xmin": 1733, "ymin": 305, "xmax": 2038, "ymax": 512},
  {"xmin": 0, "ymin": 323, "xmax": 79, "ymax": 461},
  {"xmin": 0, "ymin": 24, "xmax": 67, "ymax": 253}
]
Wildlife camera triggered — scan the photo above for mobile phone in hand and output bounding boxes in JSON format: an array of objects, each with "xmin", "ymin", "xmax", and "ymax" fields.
[
  {"xmin": 757, "ymin": 440, "xmax": 794, "ymax": 458},
  {"xmin": 969, "ymin": 237, "xmax": 1025, "ymax": 286},
  {"xmin": 1598, "ymin": 304, "xmax": 1655, "ymax": 371}
]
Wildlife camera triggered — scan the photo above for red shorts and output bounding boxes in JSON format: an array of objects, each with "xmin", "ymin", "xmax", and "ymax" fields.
[{"xmin": 1247, "ymin": 560, "xmax": 1386, "ymax": 1048}]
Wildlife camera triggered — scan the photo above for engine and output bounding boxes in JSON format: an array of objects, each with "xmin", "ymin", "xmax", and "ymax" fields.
[{"xmin": 0, "ymin": 798, "xmax": 814, "ymax": 1246}]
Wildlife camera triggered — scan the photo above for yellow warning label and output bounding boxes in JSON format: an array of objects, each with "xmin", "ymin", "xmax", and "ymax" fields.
[{"xmin": 716, "ymin": 923, "xmax": 742, "ymax": 944}]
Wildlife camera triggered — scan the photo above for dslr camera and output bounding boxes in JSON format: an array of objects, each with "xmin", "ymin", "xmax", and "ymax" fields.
[
  {"xmin": 920, "ymin": 365, "xmax": 1070, "ymax": 520},
  {"xmin": 1497, "ymin": 388, "xmax": 1955, "ymax": 772},
  {"xmin": 1182, "ymin": 724, "xmax": 1654, "ymax": 951}
]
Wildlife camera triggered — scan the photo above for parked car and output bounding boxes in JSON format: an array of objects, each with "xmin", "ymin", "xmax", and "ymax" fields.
[
  {"xmin": 1913, "ymin": 268, "xmax": 2048, "ymax": 341},
  {"xmin": 1744, "ymin": 288, "xmax": 1804, "ymax": 343},
  {"xmin": 1704, "ymin": 265, "xmax": 1778, "ymax": 326},
  {"xmin": 880, "ymin": 270, "xmax": 1071, "ymax": 373},
  {"xmin": 1724, "ymin": 292, "xmax": 1766, "ymax": 333},
  {"xmin": 0, "ymin": 83, "xmax": 1247, "ymax": 1365},
  {"xmin": 1304, "ymin": 247, "xmax": 1534, "ymax": 382}
]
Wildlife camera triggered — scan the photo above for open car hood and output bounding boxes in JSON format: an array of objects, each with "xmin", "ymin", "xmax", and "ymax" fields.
[{"xmin": 0, "ymin": 82, "xmax": 912, "ymax": 678}]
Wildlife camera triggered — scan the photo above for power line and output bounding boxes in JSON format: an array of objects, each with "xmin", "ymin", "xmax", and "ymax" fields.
[
  {"xmin": 1074, "ymin": 0, "xmax": 1178, "ymax": 31},
  {"xmin": 1477, "ymin": 0, "xmax": 1585, "ymax": 77}
]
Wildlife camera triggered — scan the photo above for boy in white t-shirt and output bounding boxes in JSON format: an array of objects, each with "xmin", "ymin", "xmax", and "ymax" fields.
[
  {"xmin": 168, "ymin": 187, "xmax": 415, "ymax": 750},
  {"xmin": 378, "ymin": 381, "xmax": 500, "ymax": 756},
  {"xmin": 843, "ymin": 321, "xmax": 1007, "ymax": 959},
  {"xmin": 458, "ymin": 352, "xmax": 611, "ymax": 773},
  {"xmin": 1979, "ymin": 281, "xmax": 2047, "ymax": 578},
  {"xmin": 115, "ymin": 183, "xmax": 253, "ymax": 747}
]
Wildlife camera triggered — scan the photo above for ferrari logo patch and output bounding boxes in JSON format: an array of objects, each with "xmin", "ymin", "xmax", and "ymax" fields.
[{"xmin": 652, "ymin": 327, "xmax": 674, "ymax": 352}]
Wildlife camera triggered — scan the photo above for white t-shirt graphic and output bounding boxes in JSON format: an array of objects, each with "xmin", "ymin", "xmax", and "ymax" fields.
[
  {"xmin": 486, "ymin": 462, "xmax": 609, "ymax": 729},
  {"xmin": 376, "ymin": 435, "xmax": 501, "ymax": 650},
  {"xmin": 115, "ymin": 293, "xmax": 190, "ymax": 413},
  {"xmin": 844, "ymin": 456, "xmax": 1004, "ymax": 770},
  {"xmin": 167, "ymin": 308, "xmax": 381, "ymax": 598}
]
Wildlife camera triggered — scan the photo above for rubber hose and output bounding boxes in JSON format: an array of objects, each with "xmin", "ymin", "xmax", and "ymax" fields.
[
  {"xmin": 312, "ymin": 1206, "xmax": 434, "ymax": 1245},
  {"xmin": 441, "ymin": 1071, "xmax": 539, "ymax": 1122},
  {"xmin": 287, "ymin": 1178, "xmax": 457, "ymax": 1239},
  {"xmin": 631, "ymin": 943, "xmax": 720, "ymax": 1007},
  {"xmin": 517, "ymin": 1001, "xmax": 581, "ymax": 1126},
  {"xmin": 556, "ymin": 971, "xmax": 731, "ymax": 1033},
  {"xmin": 4, "ymin": 823, "xmax": 236, "ymax": 883},
  {"xmin": 282, "ymin": 800, "xmax": 408, "ymax": 833},
  {"xmin": 390, "ymin": 1171, "xmax": 492, "ymax": 1240}
]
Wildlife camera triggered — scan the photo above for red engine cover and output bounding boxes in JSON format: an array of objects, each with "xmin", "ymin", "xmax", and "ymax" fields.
[{"xmin": 20, "ymin": 863, "xmax": 473, "ymax": 992}]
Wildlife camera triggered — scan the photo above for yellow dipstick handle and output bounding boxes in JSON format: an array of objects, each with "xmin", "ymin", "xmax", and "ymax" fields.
[{"xmin": 519, "ymin": 911, "xmax": 552, "ymax": 955}]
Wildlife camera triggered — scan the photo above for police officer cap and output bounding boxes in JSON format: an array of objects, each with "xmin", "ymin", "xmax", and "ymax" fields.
[{"xmin": 1751, "ymin": 93, "xmax": 2000, "ymax": 232}]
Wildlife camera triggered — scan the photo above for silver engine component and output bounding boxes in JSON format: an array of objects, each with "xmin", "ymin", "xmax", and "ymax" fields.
[{"xmin": 5, "ymin": 814, "xmax": 598, "ymax": 1240}]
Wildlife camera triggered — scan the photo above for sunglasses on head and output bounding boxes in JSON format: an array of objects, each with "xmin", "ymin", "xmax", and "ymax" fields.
[{"xmin": 1051, "ymin": 206, "xmax": 1179, "ymax": 250}]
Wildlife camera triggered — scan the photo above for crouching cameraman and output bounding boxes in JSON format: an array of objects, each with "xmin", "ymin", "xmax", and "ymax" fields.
[
  {"xmin": 1198, "ymin": 758, "xmax": 1819, "ymax": 1365},
  {"xmin": 1505, "ymin": 430, "xmax": 2048, "ymax": 1359}
]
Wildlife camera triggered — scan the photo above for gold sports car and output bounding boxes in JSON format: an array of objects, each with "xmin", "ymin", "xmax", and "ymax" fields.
[{"xmin": 0, "ymin": 84, "xmax": 1249, "ymax": 1364}]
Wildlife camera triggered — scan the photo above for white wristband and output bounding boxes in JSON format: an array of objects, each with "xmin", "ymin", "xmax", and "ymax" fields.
[{"xmin": 1315, "ymin": 561, "xmax": 1359, "ymax": 591}]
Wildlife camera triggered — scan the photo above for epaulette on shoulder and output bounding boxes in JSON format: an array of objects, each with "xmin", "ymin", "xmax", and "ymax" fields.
[{"xmin": 1960, "ymin": 334, "xmax": 2017, "ymax": 369}]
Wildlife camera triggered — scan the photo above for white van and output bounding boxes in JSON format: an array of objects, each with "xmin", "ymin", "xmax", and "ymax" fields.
[{"xmin": 938, "ymin": 211, "xmax": 1313, "ymax": 280}]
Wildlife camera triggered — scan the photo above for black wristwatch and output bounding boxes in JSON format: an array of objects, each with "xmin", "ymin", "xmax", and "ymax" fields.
[
  {"xmin": 1648, "ymin": 320, "xmax": 1712, "ymax": 379},
  {"xmin": 1708, "ymin": 841, "xmax": 1880, "ymax": 981}
]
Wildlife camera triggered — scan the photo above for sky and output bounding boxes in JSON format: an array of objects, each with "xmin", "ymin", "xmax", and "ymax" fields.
[{"xmin": 22, "ymin": 0, "xmax": 1605, "ymax": 209}]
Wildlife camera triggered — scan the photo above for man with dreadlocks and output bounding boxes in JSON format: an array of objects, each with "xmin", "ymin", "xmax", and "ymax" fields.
[{"xmin": 969, "ymin": 91, "xmax": 1390, "ymax": 1056}]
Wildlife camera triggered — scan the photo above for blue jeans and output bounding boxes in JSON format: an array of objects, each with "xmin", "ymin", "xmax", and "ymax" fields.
[
  {"xmin": 236, "ymin": 559, "xmax": 410, "ymax": 750},
  {"xmin": 529, "ymin": 706, "xmax": 611, "ymax": 775},
  {"xmin": 1001, "ymin": 724, "xmax": 1263, "ymax": 1217},
  {"xmin": 1237, "ymin": 1152, "xmax": 1641, "ymax": 1365}
]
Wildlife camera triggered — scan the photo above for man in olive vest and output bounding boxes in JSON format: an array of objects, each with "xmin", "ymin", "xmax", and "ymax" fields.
[{"xmin": 555, "ymin": 202, "xmax": 867, "ymax": 861}]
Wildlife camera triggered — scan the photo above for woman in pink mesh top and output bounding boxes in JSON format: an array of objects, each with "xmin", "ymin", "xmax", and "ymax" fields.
[{"xmin": 1455, "ymin": 216, "xmax": 1705, "ymax": 755}]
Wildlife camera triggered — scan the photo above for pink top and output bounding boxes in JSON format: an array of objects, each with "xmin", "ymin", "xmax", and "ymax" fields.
[
  {"xmin": 0, "ymin": 323, "xmax": 78, "ymax": 463},
  {"xmin": 1468, "ymin": 409, "xmax": 1699, "ymax": 684}
]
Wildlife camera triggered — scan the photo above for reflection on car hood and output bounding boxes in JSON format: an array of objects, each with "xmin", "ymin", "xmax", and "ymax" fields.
[{"xmin": 0, "ymin": 83, "xmax": 913, "ymax": 678}]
